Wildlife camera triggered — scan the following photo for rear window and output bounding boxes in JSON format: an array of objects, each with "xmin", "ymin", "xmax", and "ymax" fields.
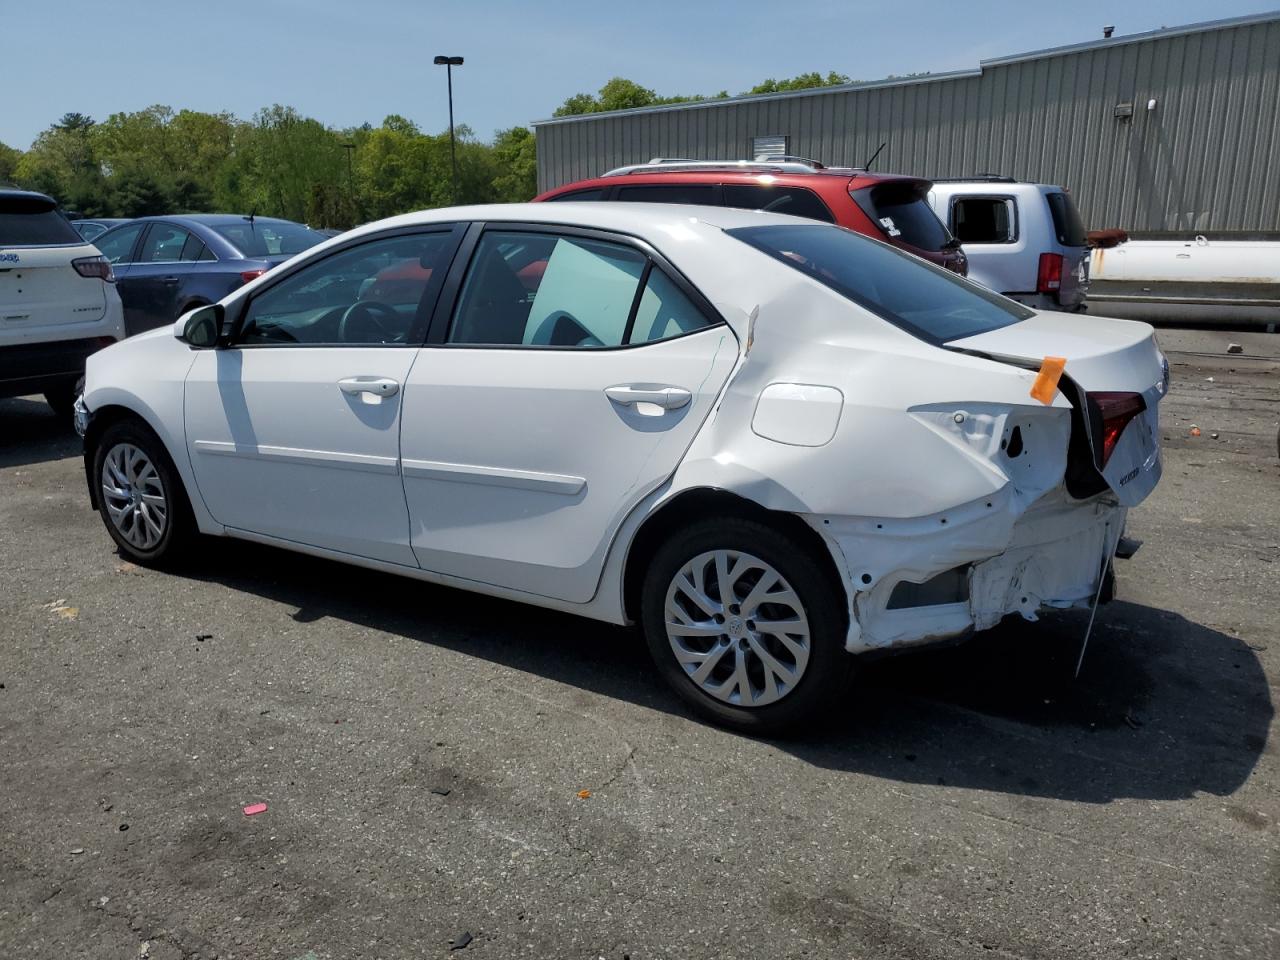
[
  {"xmin": 722, "ymin": 184, "xmax": 835, "ymax": 223},
  {"xmin": 212, "ymin": 220, "xmax": 326, "ymax": 257},
  {"xmin": 850, "ymin": 182, "xmax": 952, "ymax": 252},
  {"xmin": 727, "ymin": 223, "xmax": 1032, "ymax": 344},
  {"xmin": 0, "ymin": 195, "xmax": 83, "ymax": 246},
  {"xmin": 1046, "ymin": 192, "xmax": 1088, "ymax": 247}
]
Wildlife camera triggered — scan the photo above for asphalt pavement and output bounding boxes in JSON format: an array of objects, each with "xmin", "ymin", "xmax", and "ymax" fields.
[{"xmin": 0, "ymin": 327, "xmax": 1277, "ymax": 960}]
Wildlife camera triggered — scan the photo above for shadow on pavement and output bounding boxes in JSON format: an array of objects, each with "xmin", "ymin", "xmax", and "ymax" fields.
[
  {"xmin": 183, "ymin": 537, "xmax": 1270, "ymax": 805},
  {"xmin": 0, "ymin": 397, "xmax": 79, "ymax": 468}
]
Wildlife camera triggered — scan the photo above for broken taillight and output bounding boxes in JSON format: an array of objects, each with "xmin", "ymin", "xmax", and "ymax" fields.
[{"xmin": 1089, "ymin": 391, "xmax": 1146, "ymax": 467}]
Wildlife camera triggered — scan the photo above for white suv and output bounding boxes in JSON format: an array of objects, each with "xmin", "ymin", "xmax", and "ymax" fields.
[
  {"xmin": 1, "ymin": 190, "xmax": 125, "ymax": 416},
  {"xmin": 926, "ymin": 178, "xmax": 1091, "ymax": 312}
]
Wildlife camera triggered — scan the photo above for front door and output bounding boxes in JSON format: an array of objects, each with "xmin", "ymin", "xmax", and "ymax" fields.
[
  {"xmin": 183, "ymin": 227, "xmax": 461, "ymax": 565},
  {"xmin": 400, "ymin": 226, "xmax": 738, "ymax": 602}
]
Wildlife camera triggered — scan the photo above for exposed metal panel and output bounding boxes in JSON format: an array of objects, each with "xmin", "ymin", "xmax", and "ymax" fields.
[{"xmin": 536, "ymin": 17, "xmax": 1280, "ymax": 233}]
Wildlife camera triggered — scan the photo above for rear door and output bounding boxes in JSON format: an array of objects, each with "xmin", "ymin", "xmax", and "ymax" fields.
[
  {"xmin": 400, "ymin": 223, "xmax": 738, "ymax": 602},
  {"xmin": 943, "ymin": 193, "xmax": 1026, "ymax": 294},
  {"xmin": 0, "ymin": 195, "xmax": 105, "ymax": 334},
  {"xmin": 117, "ymin": 222, "xmax": 196, "ymax": 333}
]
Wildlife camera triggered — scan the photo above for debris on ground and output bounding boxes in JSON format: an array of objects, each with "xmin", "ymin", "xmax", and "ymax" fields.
[
  {"xmin": 1227, "ymin": 342, "xmax": 1243, "ymax": 354},
  {"xmin": 195, "ymin": 634, "xmax": 212, "ymax": 642},
  {"xmin": 430, "ymin": 787, "xmax": 451, "ymax": 796},
  {"xmin": 70, "ymin": 848, "xmax": 84, "ymax": 855},
  {"xmin": 43, "ymin": 599, "xmax": 79, "ymax": 620},
  {"xmin": 1189, "ymin": 425, "xmax": 1201, "ymax": 437},
  {"xmin": 449, "ymin": 931, "xmax": 473, "ymax": 950},
  {"xmin": 118, "ymin": 823, "xmax": 129, "ymax": 831},
  {"xmin": 1211, "ymin": 432, "xmax": 1220, "ymax": 440},
  {"xmin": 577, "ymin": 789, "xmax": 592, "ymax": 799},
  {"xmin": 243, "ymin": 803, "xmax": 268, "ymax": 816}
]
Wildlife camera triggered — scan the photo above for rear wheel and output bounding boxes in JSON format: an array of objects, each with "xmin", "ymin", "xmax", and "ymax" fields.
[
  {"xmin": 92, "ymin": 418, "xmax": 195, "ymax": 565},
  {"xmin": 43, "ymin": 378, "xmax": 78, "ymax": 418},
  {"xmin": 640, "ymin": 517, "xmax": 851, "ymax": 735}
]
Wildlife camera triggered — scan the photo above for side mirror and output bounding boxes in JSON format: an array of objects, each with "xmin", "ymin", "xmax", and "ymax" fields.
[{"xmin": 175, "ymin": 303, "xmax": 225, "ymax": 348}]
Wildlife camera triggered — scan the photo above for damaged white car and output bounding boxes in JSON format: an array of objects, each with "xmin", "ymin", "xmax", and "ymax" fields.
[{"xmin": 76, "ymin": 203, "xmax": 1165, "ymax": 733}]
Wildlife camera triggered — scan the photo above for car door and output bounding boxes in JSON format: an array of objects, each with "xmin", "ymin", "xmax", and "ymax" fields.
[
  {"xmin": 93, "ymin": 221, "xmax": 146, "ymax": 325},
  {"xmin": 116, "ymin": 222, "xmax": 197, "ymax": 334},
  {"xmin": 183, "ymin": 225, "xmax": 463, "ymax": 565},
  {"xmin": 400, "ymin": 224, "xmax": 739, "ymax": 603}
]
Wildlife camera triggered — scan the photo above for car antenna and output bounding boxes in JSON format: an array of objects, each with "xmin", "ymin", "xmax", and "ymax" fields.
[
  {"xmin": 244, "ymin": 210, "xmax": 256, "ymax": 225},
  {"xmin": 863, "ymin": 141, "xmax": 887, "ymax": 171}
]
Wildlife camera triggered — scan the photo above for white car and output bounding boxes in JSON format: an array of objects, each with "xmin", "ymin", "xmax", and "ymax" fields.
[
  {"xmin": 1, "ymin": 190, "xmax": 125, "ymax": 415},
  {"xmin": 77, "ymin": 203, "xmax": 1165, "ymax": 733},
  {"xmin": 926, "ymin": 178, "xmax": 1092, "ymax": 312}
]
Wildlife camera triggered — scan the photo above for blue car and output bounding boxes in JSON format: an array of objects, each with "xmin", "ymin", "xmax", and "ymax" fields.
[{"xmin": 92, "ymin": 214, "xmax": 328, "ymax": 335}]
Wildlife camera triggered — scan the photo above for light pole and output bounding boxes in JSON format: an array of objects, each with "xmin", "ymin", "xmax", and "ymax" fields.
[{"xmin": 433, "ymin": 55, "xmax": 464, "ymax": 204}]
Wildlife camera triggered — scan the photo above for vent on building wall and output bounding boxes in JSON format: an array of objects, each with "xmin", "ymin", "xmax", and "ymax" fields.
[{"xmin": 752, "ymin": 135, "xmax": 788, "ymax": 160}]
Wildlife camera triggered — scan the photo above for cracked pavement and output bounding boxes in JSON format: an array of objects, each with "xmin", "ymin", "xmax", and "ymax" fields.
[{"xmin": 1, "ymin": 327, "xmax": 1277, "ymax": 959}]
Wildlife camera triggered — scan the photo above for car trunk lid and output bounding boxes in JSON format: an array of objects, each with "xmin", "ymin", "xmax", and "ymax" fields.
[
  {"xmin": 946, "ymin": 312, "xmax": 1165, "ymax": 505},
  {"xmin": 0, "ymin": 243, "xmax": 108, "ymax": 330}
]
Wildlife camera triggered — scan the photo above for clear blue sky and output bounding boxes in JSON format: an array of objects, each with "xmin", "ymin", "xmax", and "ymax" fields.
[{"xmin": 2, "ymin": 0, "xmax": 1275, "ymax": 149}]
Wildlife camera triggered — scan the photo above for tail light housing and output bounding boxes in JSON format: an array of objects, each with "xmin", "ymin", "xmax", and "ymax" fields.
[
  {"xmin": 240, "ymin": 269, "xmax": 267, "ymax": 285},
  {"xmin": 72, "ymin": 255, "xmax": 114, "ymax": 282},
  {"xmin": 1036, "ymin": 253, "xmax": 1063, "ymax": 293},
  {"xmin": 1088, "ymin": 391, "xmax": 1146, "ymax": 467}
]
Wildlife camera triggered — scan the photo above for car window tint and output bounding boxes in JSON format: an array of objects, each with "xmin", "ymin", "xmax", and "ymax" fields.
[
  {"xmin": 140, "ymin": 225, "xmax": 192, "ymax": 262},
  {"xmin": 850, "ymin": 182, "xmax": 952, "ymax": 251},
  {"xmin": 951, "ymin": 198, "xmax": 1016, "ymax": 243},
  {"xmin": 75, "ymin": 222, "xmax": 107, "ymax": 242},
  {"xmin": 544, "ymin": 188, "xmax": 606, "ymax": 202},
  {"xmin": 728, "ymin": 222, "xmax": 1032, "ymax": 343},
  {"xmin": 722, "ymin": 185, "xmax": 835, "ymax": 223},
  {"xmin": 180, "ymin": 232, "xmax": 211, "ymax": 262},
  {"xmin": 0, "ymin": 195, "xmax": 83, "ymax": 246},
  {"xmin": 95, "ymin": 223, "xmax": 145, "ymax": 264},
  {"xmin": 449, "ymin": 231, "xmax": 647, "ymax": 348},
  {"xmin": 238, "ymin": 232, "xmax": 454, "ymax": 346},
  {"xmin": 213, "ymin": 220, "xmax": 326, "ymax": 257},
  {"xmin": 616, "ymin": 184, "xmax": 717, "ymax": 205},
  {"xmin": 629, "ymin": 268, "xmax": 713, "ymax": 344},
  {"xmin": 1046, "ymin": 192, "xmax": 1088, "ymax": 247}
]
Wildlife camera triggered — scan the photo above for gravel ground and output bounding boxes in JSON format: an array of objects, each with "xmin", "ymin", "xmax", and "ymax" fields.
[{"xmin": 0, "ymin": 327, "xmax": 1276, "ymax": 960}]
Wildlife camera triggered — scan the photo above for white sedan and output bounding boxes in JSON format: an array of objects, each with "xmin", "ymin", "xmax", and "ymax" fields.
[{"xmin": 76, "ymin": 203, "xmax": 1165, "ymax": 733}]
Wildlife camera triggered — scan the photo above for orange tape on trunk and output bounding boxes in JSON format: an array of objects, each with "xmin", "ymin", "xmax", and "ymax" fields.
[{"xmin": 1030, "ymin": 356, "xmax": 1067, "ymax": 405}]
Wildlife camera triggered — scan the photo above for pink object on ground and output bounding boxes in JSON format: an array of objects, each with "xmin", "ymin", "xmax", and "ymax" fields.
[{"xmin": 243, "ymin": 803, "xmax": 268, "ymax": 816}]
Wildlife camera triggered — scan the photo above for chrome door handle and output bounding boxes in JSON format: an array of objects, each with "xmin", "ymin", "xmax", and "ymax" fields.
[
  {"xmin": 338, "ymin": 376, "xmax": 400, "ymax": 398},
  {"xmin": 604, "ymin": 384, "xmax": 692, "ymax": 409}
]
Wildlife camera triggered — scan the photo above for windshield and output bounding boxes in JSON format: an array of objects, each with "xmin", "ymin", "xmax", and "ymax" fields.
[
  {"xmin": 727, "ymin": 223, "xmax": 1032, "ymax": 343},
  {"xmin": 0, "ymin": 196, "xmax": 83, "ymax": 246},
  {"xmin": 212, "ymin": 220, "xmax": 326, "ymax": 258}
]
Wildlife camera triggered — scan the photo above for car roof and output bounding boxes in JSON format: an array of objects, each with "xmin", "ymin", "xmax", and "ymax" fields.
[
  {"xmin": 126, "ymin": 214, "xmax": 306, "ymax": 227},
  {"xmin": 338, "ymin": 201, "xmax": 820, "ymax": 242},
  {"xmin": 0, "ymin": 189, "xmax": 58, "ymax": 206},
  {"xmin": 546, "ymin": 169, "xmax": 925, "ymax": 192}
]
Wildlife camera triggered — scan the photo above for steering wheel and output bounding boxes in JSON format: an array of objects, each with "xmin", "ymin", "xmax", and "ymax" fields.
[{"xmin": 338, "ymin": 300, "xmax": 403, "ymax": 343}]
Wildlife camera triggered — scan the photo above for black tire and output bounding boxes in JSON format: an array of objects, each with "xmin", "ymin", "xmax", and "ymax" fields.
[
  {"xmin": 43, "ymin": 378, "xmax": 79, "ymax": 418},
  {"xmin": 92, "ymin": 417, "xmax": 196, "ymax": 566},
  {"xmin": 640, "ymin": 516, "xmax": 852, "ymax": 736}
]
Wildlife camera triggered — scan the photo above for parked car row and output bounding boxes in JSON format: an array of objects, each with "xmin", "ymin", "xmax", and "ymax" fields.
[{"xmin": 534, "ymin": 158, "xmax": 1092, "ymax": 313}]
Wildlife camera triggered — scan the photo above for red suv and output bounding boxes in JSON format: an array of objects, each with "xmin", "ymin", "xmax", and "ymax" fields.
[{"xmin": 534, "ymin": 159, "xmax": 968, "ymax": 275}]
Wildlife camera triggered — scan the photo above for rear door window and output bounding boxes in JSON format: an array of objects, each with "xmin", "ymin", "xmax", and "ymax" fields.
[
  {"xmin": 139, "ymin": 224, "xmax": 194, "ymax": 263},
  {"xmin": 615, "ymin": 184, "xmax": 717, "ymax": 205},
  {"xmin": 1046, "ymin": 192, "xmax": 1088, "ymax": 247},
  {"xmin": 722, "ymin": 185, "xmax": 835, "ymax": 223},
  {"xmin": 0, "ymin": 195, "xmax": 83, "ymax": 246},
  {"xmin": 850, "ymin": 182, "xmax": 952, "ymax": 251},
  {"xmin": 728, "ymin": 222, "xmax": 1031, "ymax": 343},
  {"xmin": 951, "ymin": 197, "xmax": 1017, "ymax": 243}
]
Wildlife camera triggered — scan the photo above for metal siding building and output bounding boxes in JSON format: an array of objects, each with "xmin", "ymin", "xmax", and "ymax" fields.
[{"xmin": 533, "ymin": 13, "xmax": 1280, "ymax": 235}]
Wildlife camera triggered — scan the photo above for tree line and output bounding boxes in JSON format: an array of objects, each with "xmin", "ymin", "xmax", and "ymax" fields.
[{"xmin": 0, "ymin": 72, "xmax": 871, "ymax": 228}]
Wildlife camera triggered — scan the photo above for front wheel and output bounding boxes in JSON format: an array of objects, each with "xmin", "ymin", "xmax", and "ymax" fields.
[
  {"xmin": 640, "ymin": 517, "xmax": 851, "ymax": 735},
  {"xmin": 93, "ymin": 419, "xmax": 196, "ymax": 565}
]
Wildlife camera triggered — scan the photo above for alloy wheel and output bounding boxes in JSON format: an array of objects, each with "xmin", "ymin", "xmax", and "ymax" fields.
[
  {"xmin": 101, "ymin": 442, "xmax": 168, "ymax": 550},
  {"xmin": 664, "ymin": 549, "xmax": 811, "ymax": 707}
]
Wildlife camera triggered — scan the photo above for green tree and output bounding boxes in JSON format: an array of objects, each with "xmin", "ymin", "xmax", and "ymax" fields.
[
  {"xmin": 747, "ymin": 71, "xmax": 852, "ymax": 94},
  {"xmin": 0, "ymin": 141, "xmax": 22, "ymax": 185},
  {"xmin": 553, "ymin": 76, "xmax": 705, "ymax": 116},
  {"xmin": 490, "ymin": 126, "xmax": 537, "ymax": 202}
]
